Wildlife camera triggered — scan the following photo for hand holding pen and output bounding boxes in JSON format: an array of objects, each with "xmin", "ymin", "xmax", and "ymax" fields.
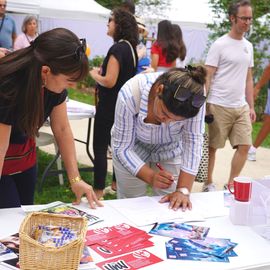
[{"xmin": 156, "ymin": 163, "xmax": 177, "ymax": 186}]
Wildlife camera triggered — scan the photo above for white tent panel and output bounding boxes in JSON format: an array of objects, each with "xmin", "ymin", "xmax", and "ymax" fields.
[
  {"xmin": 7, "ymin": 0, "xmax": 39, "ymax": 14},
  {"xmin": 39, "ymin": 17, "xmax": 112, "ymax": 58},
  {"xmin": 40, "ymin": 0, "xmax": 110, "ymax": 21}
]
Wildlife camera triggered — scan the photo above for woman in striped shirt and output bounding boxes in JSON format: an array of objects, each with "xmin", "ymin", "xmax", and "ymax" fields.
[{"xmin": 111, "ymin": 67, "xmax": 206, "ymax": 210}]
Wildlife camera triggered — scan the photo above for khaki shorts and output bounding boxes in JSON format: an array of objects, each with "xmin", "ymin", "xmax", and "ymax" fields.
[{"xmin": 207, "ymin": 103, "xmax": 252, "ymax": 149}]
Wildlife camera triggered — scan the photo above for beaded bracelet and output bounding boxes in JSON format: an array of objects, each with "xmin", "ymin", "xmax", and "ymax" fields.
[{"xmin": 69, "ymin": 176, "xmax": 82, "ymax": 185}]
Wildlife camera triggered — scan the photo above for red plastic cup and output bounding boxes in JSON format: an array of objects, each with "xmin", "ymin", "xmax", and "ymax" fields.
[{"xmin": 228, "ymin": 176, "xmax": 252, "ymax": 202}]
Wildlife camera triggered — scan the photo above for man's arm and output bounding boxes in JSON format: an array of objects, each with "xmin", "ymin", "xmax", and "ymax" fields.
[
  {"xmin": 245, "ymin": 67, "xmax": 256, "ymax": 122},
  {"xmin": 205, "ymin": 65, "xmax": 217, "ymax": 94}
]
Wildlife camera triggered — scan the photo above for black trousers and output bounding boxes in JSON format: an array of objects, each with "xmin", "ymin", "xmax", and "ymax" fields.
[
  {"xmin": 93, "ymin": 111, "xmax": 116, "ymax": 190},
  {"xmin": 0, "ymin": 165, "xmax": 37, "ymax": 208}
]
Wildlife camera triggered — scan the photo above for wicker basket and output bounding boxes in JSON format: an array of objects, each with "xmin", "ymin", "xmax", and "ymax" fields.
[{"xmin": 19, "ymin": 212, "xmax": 87, "ymax": 270}]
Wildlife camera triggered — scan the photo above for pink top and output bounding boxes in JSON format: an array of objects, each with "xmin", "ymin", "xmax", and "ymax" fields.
[{"xmin": 14, "ymin": 33, "xmax": 38, "ymax": 50}]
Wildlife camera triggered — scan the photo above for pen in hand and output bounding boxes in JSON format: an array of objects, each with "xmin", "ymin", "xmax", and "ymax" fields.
[{"xmin": 156, "ymin": 163, "xmax": 177, "ymax": 184}]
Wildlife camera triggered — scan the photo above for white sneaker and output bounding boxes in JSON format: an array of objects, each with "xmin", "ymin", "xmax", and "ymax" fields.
[
  {"xmin": 104, "ymin": 186, "xmax": 116, "ymax": 195},
  {"xmin": 248, "ymin": 148, "xmax": 256, "ymax": 161},
  {"xmin": 202, "ymin": 183, "xmax": 216, "ymax": 192}
]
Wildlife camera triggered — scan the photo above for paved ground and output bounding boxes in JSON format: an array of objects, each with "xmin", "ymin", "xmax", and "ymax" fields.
[{"xmin": 40, "ymin": 118, "xmax": 270, "ymax": 193}]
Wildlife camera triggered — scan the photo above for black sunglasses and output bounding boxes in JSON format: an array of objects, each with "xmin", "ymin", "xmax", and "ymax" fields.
[
  {"xmin": 173, "ymin": 86, "xmax": 206, "ymax": 108},
  {"xmin": 56, "ymin": 38, "xmax": 86, "ymax": 60}
]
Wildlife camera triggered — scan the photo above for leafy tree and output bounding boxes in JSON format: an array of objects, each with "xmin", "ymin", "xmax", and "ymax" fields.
[
  {"xmin": 95, "ymin": 0, "xmax": 170, "ymax": 18},
  {"xmin": 95, "ymin": 0, "xmax": 138, "ymax": 10}
]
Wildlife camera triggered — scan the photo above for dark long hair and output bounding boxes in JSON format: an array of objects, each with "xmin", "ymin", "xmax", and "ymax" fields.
[
  {"xmin": 157, "ymin": 20, "xmax": 180, "ymax": 63},
  {"xmin": 172, "ymin": 24, "xmax": 186, "ymax": 61},
  {"xmin": 155, "ymin": 66, "xmax": 206, "ymax": 118},
  {"xmin": 112, "ymin": 8, "xmax": 138, "ymax": 49},
  {"xmin": 0, "ymin": 28, "xmax": 89, "ymax": 137}
]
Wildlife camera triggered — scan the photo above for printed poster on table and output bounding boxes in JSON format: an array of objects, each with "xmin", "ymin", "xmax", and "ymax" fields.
[
  {"xmin": 41, "ymin": 202, "xmax": 103, "ymax": 226},
  {"xmin": 96, "ymin": 250, "xmax": 163, "ymax": 270}
]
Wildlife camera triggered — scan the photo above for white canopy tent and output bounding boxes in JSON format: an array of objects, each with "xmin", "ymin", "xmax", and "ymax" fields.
[{"xmin": 6, "ymin": 0, "xmax": 40, "ymax": 15}]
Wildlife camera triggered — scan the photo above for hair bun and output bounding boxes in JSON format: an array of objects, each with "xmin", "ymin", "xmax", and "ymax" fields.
[{"xmin": 185, "ymin": 65, "xmax": 206, "ymax": 85}]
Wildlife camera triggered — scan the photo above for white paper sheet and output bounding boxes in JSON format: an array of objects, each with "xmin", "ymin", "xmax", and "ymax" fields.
[{"xmin": 107, "ymin": 192, "xmax": 229, "ymax": 227}]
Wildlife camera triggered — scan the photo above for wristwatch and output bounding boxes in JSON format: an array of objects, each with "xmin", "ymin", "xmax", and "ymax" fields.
[{"xmin": 176, "ymin": 187, "xmax": 190, "ymax": 196}]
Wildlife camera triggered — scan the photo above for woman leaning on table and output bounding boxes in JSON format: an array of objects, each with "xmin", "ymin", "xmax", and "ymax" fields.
[
  {"xmin": 0, "ymin": 28, "xmax": 102, "ymax": 209},
  {"xmin": 111, "ymin": 66, "xmax": 206, "ymax": 210}
]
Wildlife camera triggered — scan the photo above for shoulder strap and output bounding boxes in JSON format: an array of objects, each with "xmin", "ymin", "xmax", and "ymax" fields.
[
  {"xmin": 119, "ymin": 39, "xmax": 136, "ymax": 68},
  {"xmin": 128, "ymin": 75, "xmax": 141, "ymax": 114}
]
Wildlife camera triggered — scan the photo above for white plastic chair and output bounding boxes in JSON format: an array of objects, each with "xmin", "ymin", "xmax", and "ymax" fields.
[{"xmin": 36, "ymin": 132, "xmax": 64, "ymax": 187}]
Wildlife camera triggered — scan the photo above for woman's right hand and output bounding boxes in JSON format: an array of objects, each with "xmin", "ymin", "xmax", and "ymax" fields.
[{"xmin": 150, "ymin": 170, "xmax": 174, "ymax": 189}]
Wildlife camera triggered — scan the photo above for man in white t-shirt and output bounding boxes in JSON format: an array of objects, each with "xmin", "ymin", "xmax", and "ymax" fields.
[{"xmin": 203, "ymin": 0, "xmax": 256, "ymax": 192}]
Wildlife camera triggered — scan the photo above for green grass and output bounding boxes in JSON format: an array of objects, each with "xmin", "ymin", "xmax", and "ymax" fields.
[
  {"xmin": 251, "ymin": 122, "xmax": 270, "ymax": 148},
  {"xmin": 35, "ymin": 87, "xmax": 115, "ymax": 205},
  {"xmin": 67, "ymin": 88, "xmax": 94, "ymax": 105},
  {"xmin": 35, "ymin": 88, "xmax": 270, "ymax": 204}
]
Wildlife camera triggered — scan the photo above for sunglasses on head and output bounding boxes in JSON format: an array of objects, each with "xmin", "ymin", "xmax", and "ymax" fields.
[
  {"xmin": 56, "ymin": 38, "xmax": 86, "ymax": 60},
  {"xmin": 173, "ymin": 85, "xmax": 206, "ymax": 108}
]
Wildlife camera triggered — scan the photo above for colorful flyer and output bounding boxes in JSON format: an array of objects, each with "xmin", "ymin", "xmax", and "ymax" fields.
[
  {"xmin": 0, "ymin": 233, "xmax": 20, "ymax": 269},
  {"xmin": 189, "ymin": 237, "xmax": 237, "ymax": 257},
  {"xmin": 90, "ymin": 240, "xmax": 154, "ymax": 259},
  {"xmin": 0, "ymin": 242, "xmax": 17, "ymax": 262},
  {"xmin": 166, "ymin": 242, "xmax": 229, "ymax": 262},
  {"xmin": 41, "ymin": 202, "xmax": 103, "ymax": 226},
  {"xmin": 85, "ymin": 223, "xmax": 145, "ymax": 246},
  {"xmin": 96, "ymin": 250, "xmax": 163, "ymax": 270},
  {"xmin": 150, "ymin": 222, "xmax": 210, "ymax": 240}
]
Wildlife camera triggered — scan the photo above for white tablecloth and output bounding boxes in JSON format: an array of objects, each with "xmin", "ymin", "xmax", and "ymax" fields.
[{"xmin": 0, "ymin": 192, "xmax": 270, "ymax": 270}]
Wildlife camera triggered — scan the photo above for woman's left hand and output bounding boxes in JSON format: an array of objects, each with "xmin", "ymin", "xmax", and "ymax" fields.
[
  {"xmin": 71, "ymin": 180, "xmax": 103, "ymax": 209},
  {"xmin": 159, "ymin": 191, "xmax": 192, "ymax": 211}
]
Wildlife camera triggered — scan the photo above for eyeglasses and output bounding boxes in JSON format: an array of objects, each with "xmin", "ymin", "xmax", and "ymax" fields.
[
  {"xmin": 0, "ymin": 4, "xmax": 6, "ymax": 8},
  {"xmin": 56, "ymin": 38, "xmax": 87, "ymax": 60},
  {"xmin": 173, "ymin": 86, "xmax": 206, "ymax": 108},
  {"xmin": 236, "ymin": 16, "xmax": 253, "ymax": 22}
]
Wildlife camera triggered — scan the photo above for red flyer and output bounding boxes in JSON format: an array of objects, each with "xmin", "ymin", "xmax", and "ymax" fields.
[
  {"xmin": 96, "ymin": 249, "xmax": 163, "ymax": 270},
  {"xmin": 90, "ymin": 240, "xmax": 154, "ymax": 259},
  {"xmin": 85, "ymin": 223, "xmax": 145, "ymax": 246},
  {"xmin": 100, "ymin": 231, "xmax": 151, "ymax": 248}
]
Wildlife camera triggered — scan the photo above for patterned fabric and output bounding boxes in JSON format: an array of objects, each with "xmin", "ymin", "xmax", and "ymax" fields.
[{"xmin": 195, "ymin": 133, "xmax": 209, "ymax": 183}]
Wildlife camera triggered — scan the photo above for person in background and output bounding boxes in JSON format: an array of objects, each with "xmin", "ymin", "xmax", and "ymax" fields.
[
  {"xmin": 111, "ymin": 66, "xmax": 206, "ymax": 210},
  {"xmin": 204, "ymin": 0, "xmax": 255, "ymax": 192},
  {"xmin": 0, "ymin": 28, "xmax": 102, "ymax": 209},
  {"xmin": 14, "ymin": 15, "xmax": 38, "ymax": 50},
  {"xmin": 151, "ymin": 20, "xmax": 180, "ymax": 72},
  {"xmin": 248, "ymin": 63, "xmax": 270, "ymax": 161},
  {"xmin": 136, "ymin": 16, "xmax": 150, "ymax": 73},
  {"xmin": 89, "ymin": 8, "xmax": 138, "ymax": 199},
  {"xmin": 0, "ymin": 0, "xmax": 16, "ymax": 50},
  {"xmin": 172, "ymin": 24, "xmax": 186, "ymax": 68}
]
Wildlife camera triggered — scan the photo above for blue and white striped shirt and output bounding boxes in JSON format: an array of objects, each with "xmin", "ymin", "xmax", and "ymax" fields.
[{"xmin": 111, "ymin": 72, "xmax": 205, "ymax": 176}]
